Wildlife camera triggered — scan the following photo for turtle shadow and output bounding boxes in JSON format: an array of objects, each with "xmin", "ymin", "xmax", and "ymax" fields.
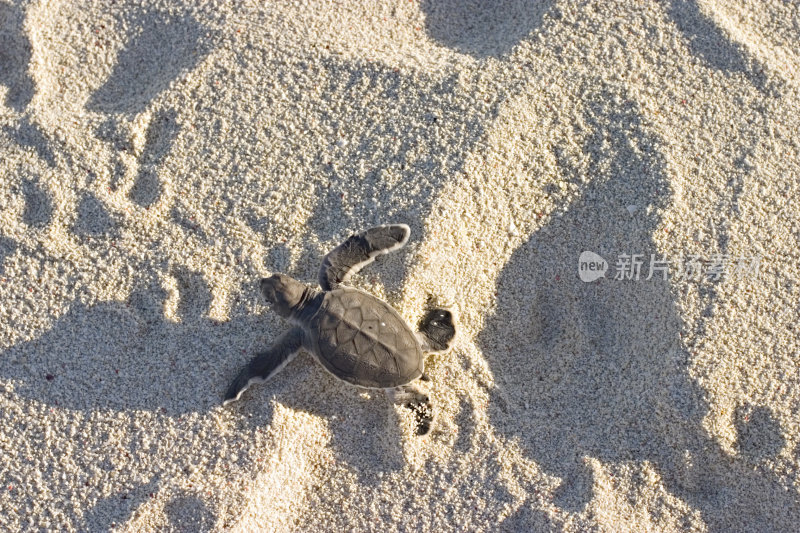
[
  {"xmin": 477, "ymin": 88, "xmax": 799, "ymax": 530},
  {"xmin": 418, "ymin": 0, "xmax": 555, "ymax": 59},
  {"xmin": 0, "ymin": 0, "xmax": 35, "ymax": 112},
  {"xmin": 0, "ymin": 270, "xmax": 263, "ymax": 416}
]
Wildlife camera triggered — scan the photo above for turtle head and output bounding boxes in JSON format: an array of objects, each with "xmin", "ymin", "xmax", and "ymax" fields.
[{"xmin": 260, "ymin": 274, "xmax": 308, "ymax": 318}]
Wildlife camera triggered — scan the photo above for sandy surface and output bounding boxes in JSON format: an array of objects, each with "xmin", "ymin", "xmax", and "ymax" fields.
[{"xmin": 1, "ymin": 0, "xmax": 799, "ymax": 531}]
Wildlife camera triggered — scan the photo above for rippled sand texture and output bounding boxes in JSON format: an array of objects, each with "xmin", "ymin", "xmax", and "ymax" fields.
[{"xmin": 1, "ymin": 0, "xmax": 798, "ymax": 531}]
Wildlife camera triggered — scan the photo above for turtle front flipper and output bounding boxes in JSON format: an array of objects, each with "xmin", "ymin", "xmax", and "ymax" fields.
[
  {"xmin": 223, "ymin": 328, "xmax": 306, "ymax": 406},
  {"xmin": 318, "ymin": 224, "xmax": 410, "ymax": 290},
  {"xmin": 417, "ymin": 308, "xmax": 456, "ymax": 353}
]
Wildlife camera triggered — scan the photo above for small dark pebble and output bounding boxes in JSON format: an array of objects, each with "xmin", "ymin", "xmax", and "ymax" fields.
[{"xmin": 45, "ymin": 374, "xmax": 54, "ymax": 381}]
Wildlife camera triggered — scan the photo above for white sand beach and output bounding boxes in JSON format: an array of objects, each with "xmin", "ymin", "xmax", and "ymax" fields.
[{"xmin": 1, "ymin": 0, "xmax": 799, "ymax": 530}]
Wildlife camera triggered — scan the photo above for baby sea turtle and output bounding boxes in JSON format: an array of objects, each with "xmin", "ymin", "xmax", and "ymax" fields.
[{"xmin": 223, "ymin": 224, "xmax": 455, "ymax": 435}]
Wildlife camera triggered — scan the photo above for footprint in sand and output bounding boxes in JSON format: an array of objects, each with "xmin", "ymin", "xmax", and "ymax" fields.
[
  {"xmin": 87, "ymin": 12, "xmax": 209, "ymax": 115},
  {"xmin": 168, "ymin": 265, "xmax": 214, "ymax": 323},
  {"xmin": 73, "ymin": 192, "xmax": 118, "ymax": 237},
  {"xmin": 95, "ymin": 106, "xmax": 183, "ymax": 208},
  {"xmin": 85, "ymin": 476, "xmax": 217, "ymax": 531},
  {"xmin": 3, "ymin": 118, "xmax": 57, "ymax": 167},
  {"xmin": 480, "ymin": 86, "xmax": 679, "ymax": 515},
  {"xmin": 88, "ymin": 10, "xmax": 210, "ymax": 208},
  {"xmin": 128, "ymin": 109, "xmax": 181, "ymax": 208},
  {"xmin": 81, "ymin": 477, "xmax": 161, "ymax": 532},
  {"xmin": 20, "ymin": 176, "xmax": 53, "ymax": 229},
  {"xmin": 163, "ymin": 493, "xmax": 216, "ymax": 532},
  {"xmin": 0, "ymin": 236, "xmax": 17, "ymax": 275}
]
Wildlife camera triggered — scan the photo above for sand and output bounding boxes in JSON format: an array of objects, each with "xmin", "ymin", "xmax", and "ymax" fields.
[{"xmin": 1, "ymin": 0, "xmax": 798, "ymax": 531}]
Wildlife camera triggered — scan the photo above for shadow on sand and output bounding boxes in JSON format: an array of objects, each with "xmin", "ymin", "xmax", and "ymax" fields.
[
  {"xmin": 298, "ymin": 57, "xmax": 506, "ymax": 250},
  {"xmin": 419, "ymin": 0, "xmax": 554, "ymax": 59},
  {"xmin": 666, "ymin": 0, "xmax": 774, "ymax": 95},
  {"xmin": 1, "ymin": 263, "xmax": 407, "ymax": 488},
  {"xmin": 480, "ymin": 87, "xmax": 798, "ymax": 531},
  {"xmin": 1, "ymin": 270, "xmax": 259, "ymax": 415},
  {"xmin": 86, "ymin": 11, "xmax": 211, "ymax": 115},
  {"xmin": 0, "ymin": 1, "xmax": 35, "ymax": 112}
]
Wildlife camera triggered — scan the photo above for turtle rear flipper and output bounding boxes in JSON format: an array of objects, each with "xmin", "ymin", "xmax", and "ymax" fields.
[
  {"xmin": 223, "ymin": 328, "xmax": 306, "ymax": 406},
  {"xmin": 417, "ymin": 308, "xmax": 456, "ymax": 353},
  {"xmin": 387, "ymin": 384, "xmax": 433, "ymax": 436},
  {"xmin": 318, "ymin": 224, "xmax": 410, "ymax": 291}
]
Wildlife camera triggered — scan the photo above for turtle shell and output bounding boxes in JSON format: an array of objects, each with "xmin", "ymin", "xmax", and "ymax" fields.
[{"xmin": 308, "ymin": 288, "xmax": 423, "ymax": 388}]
